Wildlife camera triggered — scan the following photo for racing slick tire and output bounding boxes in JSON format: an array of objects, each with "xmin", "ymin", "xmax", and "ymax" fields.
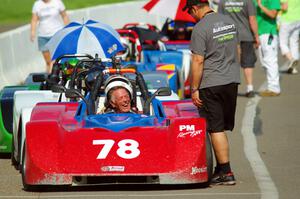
[
  {"xmin": 21, "ymin": 142, "xmax": 38, "ymax": 191},
  {"xmin": 205, "ymin": 132, "xmax": 213, "ymax": 186},
  {"xmin": 11, "ymin": 136, "xmax": 19, "ymax": 170},
  {"xmin": 16, "ymin": 117, "xmax": 23, "ymax": 172}
]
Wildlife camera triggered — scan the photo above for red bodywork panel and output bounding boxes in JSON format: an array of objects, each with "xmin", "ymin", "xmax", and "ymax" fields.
[{"xmin": 24, "ymin": 101, "xmax": 208, "ymax": 186}]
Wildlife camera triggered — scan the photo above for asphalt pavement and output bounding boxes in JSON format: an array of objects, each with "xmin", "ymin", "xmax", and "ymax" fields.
[{"xmin": 0, "ymin": 55, "xmax": 299, "ymax": 199}]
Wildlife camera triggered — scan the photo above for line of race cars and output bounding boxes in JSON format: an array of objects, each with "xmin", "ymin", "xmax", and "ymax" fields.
[{"xmin": 0, "ymin": 20, "xmax": 213, "ymax": 191}]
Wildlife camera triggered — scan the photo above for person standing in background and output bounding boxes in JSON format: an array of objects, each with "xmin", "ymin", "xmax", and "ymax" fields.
[
  {"xmin": 218, "ymin": 0, "xmax": 260, "ymax": 98},
  {"xmin": 30, "ymin": 0, "xmax": 69, "ymax": 73},
  {"xmin": 279, "ymin": 0, "xmax": 300, "ymax": 74},
  {"xmin": 183, "ymin": 0, "xmax": 240, "ymax": 185},
  {"xmin": 255, "ymin": 0, "xmax": 281, "ymax": 97}
]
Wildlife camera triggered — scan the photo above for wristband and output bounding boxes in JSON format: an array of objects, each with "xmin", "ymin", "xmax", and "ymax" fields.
[{"xmin": 191, "ymin": 87, "xmax": 198, "ymax": 94}]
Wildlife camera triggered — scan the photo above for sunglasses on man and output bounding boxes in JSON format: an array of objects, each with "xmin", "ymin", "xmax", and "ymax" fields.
[{"xmin": 187, "ymin": 6, "xmax": 195, "ymax": 15}]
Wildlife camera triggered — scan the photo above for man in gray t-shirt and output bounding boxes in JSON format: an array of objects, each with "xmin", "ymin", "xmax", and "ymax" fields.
[
  {"xmin": 183, "ymin": 0, "xmax": 240, "ymax": 186},
  {"xmin": 218, "ymin": 0, "xmax": 260, "ymax": 97},
  {"xmin": 190, "ymin": 13, "xmax": 240, "ymax": 89}
]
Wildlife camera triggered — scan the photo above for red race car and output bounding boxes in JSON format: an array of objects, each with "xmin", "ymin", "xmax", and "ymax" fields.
[{"xmin": 22, "ymin": 66, "xmax": 212, "ymax": 190}]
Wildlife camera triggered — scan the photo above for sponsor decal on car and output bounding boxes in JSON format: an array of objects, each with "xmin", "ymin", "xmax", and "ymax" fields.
[
  {"xmin": 190, "ymin": 166, "xmax": 207, "ymax": 175},
  {"xmin": 101, "ymin": 166, "xmax": 125, "ymax": 172},
  {"xmin": 177, "ymin": 125, "xmax": 202, "ymax": 138}
]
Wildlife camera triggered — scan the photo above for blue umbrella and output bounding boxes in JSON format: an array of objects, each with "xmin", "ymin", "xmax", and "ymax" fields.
[{"xmin": 46, "ymin": 19, "xmax": 124, "ymax": 60}]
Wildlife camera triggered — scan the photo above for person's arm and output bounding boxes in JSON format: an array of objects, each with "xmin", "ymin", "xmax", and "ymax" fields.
[
  {"xmin": 281, "ymin": 1, "xmax": 288, "ymax": 12},
  {"xmin": 249, "ymin": 15, "xmax": 260, "ymax": 48},
  {"xmin": 60, "ymin": 10, "xmax": 69, "ymax": 25},
  {"xmin": 30, "ymin": 13, "xmax": 38, "ymax": 42},
  {"xmin": 256, "ymin": 0, "xmax": 278, "ymax": 19},
  {"xmin": 191, "ymin": 53, "xmax": 204, "ymax": 107},
  {"xmin": 237, "ymin": 44, "xmax": 241, "ymax": 63}
]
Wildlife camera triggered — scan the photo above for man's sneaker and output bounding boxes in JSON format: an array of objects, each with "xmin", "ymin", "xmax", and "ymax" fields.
[
  {"xmin": 287, "ymin": 67, "xmax": 298, "ymax": 74},
  {"xmin": 259, "ymin": 90, "xmax": 280, "ymax": 97},
  {"xmin": 211, "ymin": 172, "xmax": 236, "ymax": 185},
  {"xmin": 245, "ymin": 91, "xmax": 255, "ymax": 98},
  {"xmin": 287, "ymin": 60, "xmax": 298, "ymax": 74}
]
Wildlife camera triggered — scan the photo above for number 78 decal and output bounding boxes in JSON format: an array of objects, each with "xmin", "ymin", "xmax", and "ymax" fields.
[{"xmin": 93, "ymin": 139, "xmax": 140, "ymax": 159}]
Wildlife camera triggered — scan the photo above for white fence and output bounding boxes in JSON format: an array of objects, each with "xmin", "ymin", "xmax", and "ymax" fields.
[{"xmin": 0, "ymin": 0, "xmax": 165, "ymax": 89}]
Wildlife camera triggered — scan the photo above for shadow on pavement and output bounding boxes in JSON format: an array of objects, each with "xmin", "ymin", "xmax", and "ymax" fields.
[
  {"xmin": 23, "ymin": 183, "xmax": 211, "ymax": 193},
  {"xmin": 0, "ymin": 153, "xmax": 10, "ymax": 159}
]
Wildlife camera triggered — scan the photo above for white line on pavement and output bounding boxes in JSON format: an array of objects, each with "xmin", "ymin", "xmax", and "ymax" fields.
[
  {"xmin": 0, "ymin": 192, "xmax": 261, "ymax": 198},
  {"xmin": 241, "ymin": 93, "xmax": 279, "ymax": 199}
]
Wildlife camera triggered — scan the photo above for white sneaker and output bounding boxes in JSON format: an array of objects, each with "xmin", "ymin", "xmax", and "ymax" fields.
[
  {"xmin": 287, "ymin": 67, "xmax": 298, "ymax": 74},
  {"xmin": 287, "ymin": 60, "xmax": 298, "ymax": 74}
]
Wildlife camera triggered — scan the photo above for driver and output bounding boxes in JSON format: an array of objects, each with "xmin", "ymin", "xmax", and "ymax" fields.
[
  {"xmin": 99, "ymin": 76, "xmax": 138, "ymax": 114},
  {"xmin": 116, "ymin": 37, "xmax": 131, "ymax": 61},
  {"xmin": 106, "ymin": 86, "xmax": 134, "ymax": 113}
]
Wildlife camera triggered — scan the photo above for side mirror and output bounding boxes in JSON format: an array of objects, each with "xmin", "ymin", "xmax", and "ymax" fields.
[
  {"xmin": 143, "ymin": 87, "xmax": 171, "ymax": 115},
  {"xmin": 155, "ymin": 87, "xmax": 172, "ymax": 97},
  {"xmin": 32, "ymin": 74, "xmax": 47, "ymax": 82},
  {"xmin": 65, "ymin": 89, "xmax": 90, "ymax": 114},
  {"xmin": 51, "ymin": 85, "xmax": 66, "ymax": 93},
  {"xmin": 65, "ymin": 88, "xmax": 83, "ymax": 99}
]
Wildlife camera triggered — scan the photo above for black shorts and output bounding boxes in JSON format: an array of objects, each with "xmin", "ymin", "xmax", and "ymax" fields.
[
  {"xmin": 198, "ymin": 83, "xmax": 238, "ymax": 133},
  {"xmin": 240, "ymin": 41, "xmax": 257, "ymax": 68}
]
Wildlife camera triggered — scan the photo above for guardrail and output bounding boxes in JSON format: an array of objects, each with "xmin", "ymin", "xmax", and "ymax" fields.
[{"xmin": 0, "ymin": 0, "xmax": 165, "ymax": 89}]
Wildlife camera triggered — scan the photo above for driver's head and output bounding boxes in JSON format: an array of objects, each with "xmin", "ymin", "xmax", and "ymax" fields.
[
  {"xmin": 116, "ymin": 37, "xmax": 130, "ymax": 61},
  {"xmin": 104, "ymin": 75, "xmax": 133, "ymax": 113},
  {"xmin": 107, "ymin": 86, "xmax": 131, "ymax": 113}
]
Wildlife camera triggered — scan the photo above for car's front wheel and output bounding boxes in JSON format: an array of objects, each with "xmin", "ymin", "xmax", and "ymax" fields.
[
  {"xmin": 21, "ymin": 142, "xmax": 38, "ymax": 191},
  {"xmin": 200, "ymin": 132, "xmax": 213, "ymax": 187},
  {"xmin": 205, "ymin": 132, "xmax": 213, "ymax": 183},
  {"xmin": 11, "ymin": 136, "xmax": 19, "ymax": 170}
]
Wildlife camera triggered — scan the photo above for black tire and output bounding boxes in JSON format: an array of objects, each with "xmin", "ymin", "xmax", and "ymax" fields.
[
  {"xmin": 21, "ymin": 142, "xmax": 38, "ymax": 191},
  {"xmin": 11, "ymin": 136, "xmax": 19, "ymax": 170},
  {"xmin": 11, "ymin": 117, "xmax": 23, "ymax": 170},
  {"xmin": 204, "ymin": 132, "xmax": 213, "ymax": 187},
  {"xmin": 17, "ymin": 118, "xmax": 23, "ymax": 172}
]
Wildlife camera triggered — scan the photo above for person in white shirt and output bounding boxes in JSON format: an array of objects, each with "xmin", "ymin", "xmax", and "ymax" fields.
[{"xmin": 30, "ymin": 0, "xmax": 69, "ymax": 73}]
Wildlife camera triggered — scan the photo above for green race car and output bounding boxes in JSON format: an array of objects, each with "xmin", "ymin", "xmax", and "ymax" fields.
[
  {"xmin": 0, "ymin": 83, "xmax": 40, "ymax": 153},
  {"xmin": 0, "ymin": 54, "xmax": 90, "ymax": 154}
]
